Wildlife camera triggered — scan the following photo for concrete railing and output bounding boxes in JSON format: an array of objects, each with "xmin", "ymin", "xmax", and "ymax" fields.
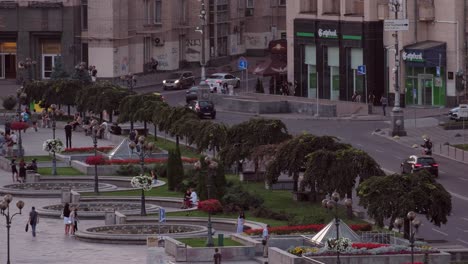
[{"xmin": 434, "ymin": 143, "xmax": 468, "ymax": 164}]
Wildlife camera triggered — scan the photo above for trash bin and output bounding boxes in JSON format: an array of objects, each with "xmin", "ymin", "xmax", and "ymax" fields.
[{"xmin": 218, "ymin": 234, "xmax": 224, "ymax": 247}]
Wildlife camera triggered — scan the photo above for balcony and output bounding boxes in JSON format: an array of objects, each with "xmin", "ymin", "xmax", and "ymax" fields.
[
  {"xmin": 299, "ymin": 0, "xmax": 317, "ymax": 14},
  {"xmin": 322, "ymin": 0, "xmax": 340, "ymax": 15},
  {"xmin": 344, "ymin": 0, "xmax": 364, "ymax": 17}
]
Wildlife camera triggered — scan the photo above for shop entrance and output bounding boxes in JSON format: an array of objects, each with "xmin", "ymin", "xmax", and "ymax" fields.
[
  {"xmin": 0, "ymin": 54, "xmax": 16, "ymax": 79},
  {"xmin": 417, "ymin": 74, "xmax": 433, "ymax": 106}
]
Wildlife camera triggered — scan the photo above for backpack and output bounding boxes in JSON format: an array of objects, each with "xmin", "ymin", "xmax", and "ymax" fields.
[{"xmin": 22, "ymin": 113, "xmax": 30, "ymax": 122}]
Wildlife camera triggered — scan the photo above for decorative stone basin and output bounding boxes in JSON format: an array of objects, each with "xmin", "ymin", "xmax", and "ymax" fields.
[
  {"xmin": 38, "ymin": 202, "xmax": 161, "ymax": 219},
  {"xmin": 76, "ymin": 224, "xmax": 210, "ymax": 245},
  {"xmin": 0, "ymin": 182, "xmax": 117, "ymax": 197}
]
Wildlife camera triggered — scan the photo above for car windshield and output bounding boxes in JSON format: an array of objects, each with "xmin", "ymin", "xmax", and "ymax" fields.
[
  {"xmin": 417, "ymin": 157, "xmax": 435, "ymax": 164},
  {"xmin": 207, "ymin": 75, "xmax": 223, "ymax": 79},
  {"xmin": 188, "ymin": 87, "xmax": 198, "ymax": 92},
  {"xmin": 199, "ymin": 101, "xmax": 213, "ymax": 107},
  {"xmin": 168, "ymin": 73, "xmax": 181, "ymax": 79}
]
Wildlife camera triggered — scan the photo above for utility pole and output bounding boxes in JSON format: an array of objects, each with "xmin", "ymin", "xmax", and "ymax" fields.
[
  {"xmin": 389, "ymin": 0, "xmax": 407, "ymax": 136},
  {"xmin": 199, "ymin": 0, "xmax": 207, "ymax": 81}
]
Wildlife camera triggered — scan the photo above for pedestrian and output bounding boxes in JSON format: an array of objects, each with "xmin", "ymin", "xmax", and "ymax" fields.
[
  {"xmin": 380, "ymin": 95, "xmax": 388, "ymax": 116},
  {"xmin": 10, "ymin": 158, "xmax": 18, "ymax": 182},
  {"xmin": 182, "ymin": 189, "xmax": 192, "ymax": 209},
  {"xmin": 26, "ymin": 158, "xmax": 38, "ymax": 173},
  {"xmin": 64, "ymin": 122, "xmax": 73, "ymax": 148},
  {"xmin": 41, "ymin": 110, "xmax": 50, "ymax": 128},
  {"xmin": 62, "ymin": 203, "xmax": 72, "ymax": 235},
  {"xmin": 213, "ymin": 248, "xmax": 222, "ymax": 264},
  {"xmin": 73, "ymin": 208, "xmax": 79, "ymax": 233},
  {"xmin": 18, "ymin": 159, "xmax": 26, "ymax": 183},
  {"xmin": 236, "ymin": 211, "xmax": 245, "ymax": 233},
  {"xmin": 6, "ymin": 133, "xmax": 14, "ymax": 158},
  {"xmin": 368, "ymin": 92, "xmax": 376, "ymax": 106},
  {"xmin": 31, "ymin": 109, "xmax": 39, "ymax": 132},
  {"xmin": 190, "ymin": 187, "xmax": 198, "ymax": 207},
  {"xmin": 262, "ymin": 224, "xmax": 270, "ymax": 258},
  {"xmin": 151, "ymin": 169, "xmax": 158, "ymax": 185},
  {"xmin": 69, "ymin": 207, "xmax": 78, "ymax": 236},
  {"xmin": 28, "ymin": 206, "xmax": 39, "ymax": 237}
]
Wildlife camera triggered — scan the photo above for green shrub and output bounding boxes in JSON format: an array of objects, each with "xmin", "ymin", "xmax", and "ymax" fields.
[
  {"xmin": 222, "ymin": 183, "xmax": 264, "ymax": 211},
  {"xmin": 250, "ymin": 206, "xmax": 291, "ymax": 221},
  {"xmin": 116, "ymin": 164, "xmax": 141, "ymax": 176},
  {"xmin": 2, "ymin": 96, "xmax": 17, "ymax": 111},
  {"xmin": 152, "ymin": 163, "xmax": 167, "ymax": 178},
  {"xmin": 167, "ymin": 147, "xmax": 184, "ymax": 191}
]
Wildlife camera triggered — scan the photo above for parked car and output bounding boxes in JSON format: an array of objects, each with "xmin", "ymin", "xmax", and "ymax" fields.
[
  {"xmin": 163, "ymin": 71, "xmax": 195, "ymax": 90},
  {"xmin": 203, "ymin": 73, "xmax": 241, "ymax": 92},
  {"xmin": 449, "ymin": 104, "xmax": 468, "ymax": 121},
  {"xmin": 401, "ymin": 155, "xmax": 439, "ymax": 177},
  {"xmin": 187, "ymin": 100, "xmax": 216, "ymax": 119}
]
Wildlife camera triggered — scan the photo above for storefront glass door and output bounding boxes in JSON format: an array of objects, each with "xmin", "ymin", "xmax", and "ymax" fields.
[
  {"xmin": 308, "ymin": 65, "xmax": 317, "ymax": 99},
  {"xmin": 417, "ymin": 74, "xmax": 434, "ymax": 106},
  {"xmin": 0, "ymin": 54, "xmax": 4, "ymax": 79},
  {"xmin": 42, "ymin": 54, "xmax": 59, "ymax": 79}
]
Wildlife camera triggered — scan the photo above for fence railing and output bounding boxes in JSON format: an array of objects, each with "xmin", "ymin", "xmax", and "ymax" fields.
[
  {"xmin": 434, "ymin": 143, "xmax": 468, "ymax": 164},
  {"xmin": 303, "ymin": 256, "xmax": 325, "ymax": 264}
]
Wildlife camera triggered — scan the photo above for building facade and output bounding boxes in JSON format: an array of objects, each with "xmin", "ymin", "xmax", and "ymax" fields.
[
  {"xmin": 287, "ymin": 0, "xmax": 467, "ymax": 107},
  {"xmin": 0, "ymin": 0, "xmax": 81, "ymax": 82}
]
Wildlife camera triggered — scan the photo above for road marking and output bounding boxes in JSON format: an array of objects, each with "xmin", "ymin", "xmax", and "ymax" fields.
[
  {"xmin": 439, "ymin": 170, "xmax": 446, "ymax": 174},
  {"xmin": 457, "ymin": 239, "xmax": 468, "ymax": 246},
  {"xmin": 393, "ymin": 155, "xmax": 403, "ymax": 159},
  {"xmin": 456, "ymin": 227, "xmax": 468, "ymax": 232},
  {"xmin": 431, "ymin": 228, "xmax": 449, "ymax": 236},
  {"xmin": 461, "ymin": 218, "xmax": 468, "ymax": 222},
  {"xmin": 356, "ymin": 143, "xmax": 363, "ymax": 147},
  {"xmin": 458, "ymin": 177, "xmax": 468, "ymax": 182},
  {"xmin": 449, "ymin": 191, "xmax": 468, "ymax": 202},
  {"xmin": 375, "ymin": 149, "xmax": 384, "ymax": 153}
]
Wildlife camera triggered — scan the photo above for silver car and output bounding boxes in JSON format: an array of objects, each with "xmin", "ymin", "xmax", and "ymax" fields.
[{"xmin": 203, "ymin": 73, "xmax": 241, "ymax": 92}]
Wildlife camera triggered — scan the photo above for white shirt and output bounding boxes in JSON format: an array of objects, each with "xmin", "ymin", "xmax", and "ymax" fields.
[
  {"xmin": 190, "ymin": 191, "xmax": 198, "ymax": 205},
  {"xmin": 262, "ymin": 227, "xmax": 269, "ymax": 239}
]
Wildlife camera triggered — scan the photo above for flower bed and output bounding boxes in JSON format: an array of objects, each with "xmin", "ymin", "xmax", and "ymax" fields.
[
  {"xmin": 198, "ymin": 199, "xmax": 223, "ymax": 214},
  {"xmin": 84, "ymin": 156, "xmax": 198, "ymax": 165},
  {"xmin": 62, "ymin": 146, "xmax": 115, "ymax": 154},
  {"xmin": 244, "ymin": 223, "xmax": 372, "ymax": 236}
]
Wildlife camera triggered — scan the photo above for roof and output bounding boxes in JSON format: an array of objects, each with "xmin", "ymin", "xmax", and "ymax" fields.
[
  {"xmin": 404, "ymin": 40, "xmax": 445, "ymax": 50},
  {"xmin": 310, "ymin": 219, "xmax": 361, "ymax": 246}
]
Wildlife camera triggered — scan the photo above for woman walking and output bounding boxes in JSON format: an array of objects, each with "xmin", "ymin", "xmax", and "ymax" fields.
[
  {"xmin": 18, "ymin": 159, "xmax": 26, "ymax": 183},
  {"xmin": 69, "ymin": 207, "xmax": 78, "ymax": 236},
  {"xmin": 236, "ymin": 211, "xmax": 245, "ymax": 233},
  {"xmin": 10, "ymin": 158, "xmax": 18, "ymax": 182},
  {"xmin": 62, "ymin": 203, "xmax": 72, "ymax": 235}
]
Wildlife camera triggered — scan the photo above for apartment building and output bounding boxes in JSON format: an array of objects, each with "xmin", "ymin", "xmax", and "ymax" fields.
[
  {"xmin": 0, "ymin": 0, "xmax": 81, "ymax": 81},
  {"xmin": 84, "ymin": 0, "xmax": 286, "ymax": 78},
  {"xmin": 287, "ymin": 0, "xmax": 466, "ymax": 107}
]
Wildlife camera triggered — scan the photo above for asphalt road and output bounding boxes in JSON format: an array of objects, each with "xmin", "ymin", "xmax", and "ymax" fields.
[{"xmin": 137, "ymin": 86, "xmax": 468, "ymax": 248}]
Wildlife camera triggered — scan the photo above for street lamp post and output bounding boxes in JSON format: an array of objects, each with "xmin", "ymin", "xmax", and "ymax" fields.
[
  {"xmin": 322, "ymin": 191, "xmax": 341, "ymax": 264},
  {"xmin": 129, "ymin": 136, "xmax": 154, "ymax": 216},
  {"xmin": 15, "ymin": 88, "xmax": 27, "ymax": 159},
  {"xmin": 198, "ymin": 0, "xmax": 207, "ymax": 81},
  {"xmin": 394, "ymin": 211, "xmax": 421, "ymax": 264},
  {"xmin": 205, "ymin": 157, "xmax": 218, "ymax": 247},
  {"xmin": 389, "ymin": 0, "xmax": 407, "ymax": 136},
  {"xmin": 50, "ymin": 104, "xmax": 58, "ymax": 176},
  {"xmin": 0, "ymin": 194, "xmax": 25, "ymax": 264},
  {"xmin": 90, "ymin": 120, "xmax": 100, "ymax": 194},
  {"xmin": 18, "ymin": 57, "xmax": 37, "ymax": 83}
]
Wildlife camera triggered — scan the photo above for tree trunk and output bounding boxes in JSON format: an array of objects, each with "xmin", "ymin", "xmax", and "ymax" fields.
[
  {"xmin": 109, "ymin": 112, "xmax": 113, "ymax": 123},
  {"xmin": 67, "ymin": 105, "xmax": 71, "ymax": 116},
  {"xmin": 404, "ymin": 218, "xmax": 410, "ymax": 240},
  {"xmin": 254, "ymin": 160, "xmax": 259, "ymax": 181},
  {"xmin": 388, "ymin": 215, "xmax": 396, "ymax": 231},
  {"xmin": 346, "ymin": 190, "xmax": 353, "ymax": 219},
  {"xmin": 99, "ymin": 112, "xmax": 103, "ymax": 123},
  {"xmin": 292, "ymin": 172, "xmax": 298, "ymax": 192},
  {"xmin": 153, "ymin": 124, "xmax": 158, "ymax": 140},
  {"xmin": 144, "ymin": 121, "xmax": 147, "ymax": 135},
  {"xmin": 176, "ymin": 135, "xmax": 179, "ymax": 148}
]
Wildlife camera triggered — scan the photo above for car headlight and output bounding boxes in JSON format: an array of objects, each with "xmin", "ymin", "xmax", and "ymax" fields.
[
  {"xmin": 175, "ymin": 80, "xmax": 180, "ymax": 84},
  {"xmin": 163, "ymin": 80, "xmax": 166, "ymax": 84}
]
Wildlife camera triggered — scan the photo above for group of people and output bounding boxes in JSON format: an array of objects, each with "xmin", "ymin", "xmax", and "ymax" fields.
[
  {"xmin": 182, "ymin": 188, "xmax": 198, "ymax": 209},
  {"xmin": 62, "ymin": 203, "xmax": 79, "ymax": 236},
  {"xmin": 10, "ymin": 158, "xmax": 38, "ymax": 183}
]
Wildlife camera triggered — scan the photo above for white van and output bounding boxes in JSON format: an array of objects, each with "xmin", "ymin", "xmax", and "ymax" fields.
[{"xmin": 449, "ymin": 104, "xmax": 468, "ymax": 121}]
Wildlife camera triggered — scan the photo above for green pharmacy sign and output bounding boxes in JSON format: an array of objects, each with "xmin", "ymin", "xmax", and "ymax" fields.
[
  {"xmin": 318, "ymin": 29, "xmax": 338, "ymax": 39},
  {"xmin": 402, "ymin": 51, "xmax": 424, "ymax": 62}
]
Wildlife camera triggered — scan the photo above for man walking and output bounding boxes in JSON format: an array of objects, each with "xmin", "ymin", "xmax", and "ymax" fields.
[
  {"xmin": 380, "ymin": 95, "xmax": 388, "ymax": 116},
  {"xmin": 262, "ymin": 224, "xmax": 270, "ymax": 258},
  {"xmin": 64, "ymin": 122, "xmax": 73, "ymax": 148},
  {"xmin": 28, "ymin": 206, "xmax": 39, "ymax": 237}
]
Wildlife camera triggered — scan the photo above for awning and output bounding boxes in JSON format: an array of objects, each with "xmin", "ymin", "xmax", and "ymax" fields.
[
  {"xmin": 403, "ymin": 40, "xmax": 446, "ymax": 68},
  {"xmin": 253, "ymin": 57, "xmax": 287, "ymax": 76}
]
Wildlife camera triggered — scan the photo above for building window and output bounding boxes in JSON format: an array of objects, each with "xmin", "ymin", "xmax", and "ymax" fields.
[
  {"xmin": 145, "ymin": 0, "xmax": 162, "ymax": 24},
  {"xmin": 81, "ymin": 0, "xmax": 88, "ymax": 30},
  {"xmin": 323, "ymin": 0, "xmax": 340, "ymax": 15},
  {"xmin": 144, "ymin": 37, "xmax": 152, "ymax": 63},
  {"xmin": 81, "ymin": 43, "xmax": 88, "ymax": 66},
  {"xmin": 246, "ymin": 0, "xmax": 254, "ymax": 8},
  {"xmin": 278, "ymin": 0, "xmax": 286, "ymax": 6},
  {"xmin": 299, "ymin": 0, "xmax": 317, "ymax": 13},
  {"xmin": 179, "ymin": 0, "xmax": 187, "ymax": 25}
]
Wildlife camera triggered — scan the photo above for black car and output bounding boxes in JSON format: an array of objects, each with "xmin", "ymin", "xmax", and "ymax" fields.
[
  {"xmin": 188, "ymin": 100, "xmax": 216, "ymax": 119},
  {"xmin": 401, "ymin": 155, "xmax": 439, "ymax": 177},
  {"xmin": 185, "ymin": 83, "xmax": 211, "ymax": 103},
  {"xmin": 163, "ymin": 71, "xmax": 195, "ymax": 90}
]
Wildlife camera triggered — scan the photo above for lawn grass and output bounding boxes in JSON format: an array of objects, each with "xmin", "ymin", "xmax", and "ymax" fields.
[
  {"xmin": 147, "ymin": 135, "xmax": 201, "ymax": 159},
  {"xmin": 177, "ymin": 237, "xmax": 243, "ymax": 247},
  {"xmin": 7, "ymin": 155, "xmax": 52, "ymax": 162},
  {"xmin": 454, "ymin": 144, "xmax": 468, "ymax": 151},
  {"xmin": 37, "ymin": 167, "xmax": 82, "ymax": 176}
]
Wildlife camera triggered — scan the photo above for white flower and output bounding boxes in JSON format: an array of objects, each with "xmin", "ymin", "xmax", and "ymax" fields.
[
  {"xmin": 327, "ymin": 237, "xmax": 351, "ymax": 252},
  {"xmin": 42, "ymin": 139, "xmax": 64, "ymax": 153},
  {"xmin": 130, "ymin": 175, "xmax": 153, "ymax": 191}
]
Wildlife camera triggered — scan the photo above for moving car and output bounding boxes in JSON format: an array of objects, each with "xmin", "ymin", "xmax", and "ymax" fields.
[
  {"xmin": 448, "ymin": 104, "xmax": 468, "ymax": 121},
  {"xmin": 203, "ymin": 73, "xmax": 241, "ymax": 92},
  {"xmin": 163, "ymin": 71, "xmax": 195, "ymax": 90},
  {"xmin": 401, "ymin": 155, "xmax": 439, "ymax": 177},
  {"xmin": 187, "ymin": 100, "xmax": 216, "ymax": 119},
  {"xmin": 185, "ymin": 83, "xmax": 211, "ymax": 103}
]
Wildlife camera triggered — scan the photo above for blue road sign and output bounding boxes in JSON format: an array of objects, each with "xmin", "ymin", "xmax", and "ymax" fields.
[
  {"xmin": 436, "ymin": 66, "xmax": 440, "ymax": 77},
  {"xmin": 238, "ymin": 57, "xmax": 248, "ymax": 70},
  {"xmin": 159, "ymin": 208, "xmax": 166, "ymax": 223},
  {"xmin": 357, "ymin": 65, "xmax": 366, "ymax": 75}
]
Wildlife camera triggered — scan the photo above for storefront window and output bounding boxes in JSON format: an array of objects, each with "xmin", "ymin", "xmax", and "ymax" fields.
[
  {"xmin": 405, "ymin": 66, "xmax": 446, "ymax": 106},
  {"xmin": 305, "ymin": 45, "xmax": 317, "ymax": 98},
  {"xmin": 350, "ymin": 48, "xmax": 364, "ymax": 101},
  {"xmin": 328, "ymin": 47, "xmax": 339, "ymax": 100}
]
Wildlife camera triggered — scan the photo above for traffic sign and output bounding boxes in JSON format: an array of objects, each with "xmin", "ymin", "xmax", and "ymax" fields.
[
  {"xmin": 238, "ymin": 57, "xmax": 248, "ymax": 70},
  {"xmin": 384, "ymin": 19, "xmax": 409, "ymax": 31},
  {"xmin": 436, "ymin": 66, "xmax": 441, "ymax": 77},
  {"xmin": 159, "ymin": 208, "xmax": 166, "ymax": 223},
  {"xmin": 357, "ymin": 65, "xmax": 366, "ymax": 75}
]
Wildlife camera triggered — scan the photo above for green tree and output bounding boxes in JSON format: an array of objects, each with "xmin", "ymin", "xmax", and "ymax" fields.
[
  {"xmin": 357, "ymin": 171, "xmax": 452, "ymax": 238},
  {"xmin": 71, "ymin": 62, "xmax": 92, "ymax": 84},
  {"xmin": 166, "ymin": 147, "xmax": 184, "ymax": 191},
  {"xmin": 2, "ymin": 96, "xmax": 17, "ymax": 111},
  {"xmin": 193, "ymin": 121, "xmax": 228, "ymax": 157},
  {"xmin": 50, "ymin": 56, "xmax": 69, "ymax": 79}
]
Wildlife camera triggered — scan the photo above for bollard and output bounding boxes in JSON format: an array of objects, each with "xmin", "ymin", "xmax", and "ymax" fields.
[{"xmin": 218, "ymin": 234, "xmax": 224, "ymax": 247}]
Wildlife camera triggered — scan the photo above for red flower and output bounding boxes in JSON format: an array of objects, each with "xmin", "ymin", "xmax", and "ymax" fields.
[
  {"xmin": 198, "ymin": 199, "xmax": 223, "ymax": 214},
  {"xmin": 63, "ymin": 146, "xmax": 114, "ymax": 153},
  {"xmin": 105, "ymin": 157, "xmax": 198, "ymax": 165},
  {"xmin": 10, "ymin": 122, "xmax": 29, "ymax": 131},
  {"xmin": 352, "ymin": 243, "xmax": 389, "ymax": 249},
  {"xmin": 85, "ymin": 155, "xmax": 107, "ymax": 165},
  {"xmin": 244, "ymin": 223, "xmax": 373, "ymax": 236}
]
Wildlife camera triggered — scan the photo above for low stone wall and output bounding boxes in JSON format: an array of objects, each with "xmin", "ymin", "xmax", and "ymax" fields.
[
  {"xmin": 164, "ymin": 236, "xmax": 255, "ymax": 262},
  {"xmin": 268, "ymin": 247, "xmax": 452, "ymax": 264},
  {"xmin": 71, "ymin": 160, "xmax": 123, "ymax": 176}
]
